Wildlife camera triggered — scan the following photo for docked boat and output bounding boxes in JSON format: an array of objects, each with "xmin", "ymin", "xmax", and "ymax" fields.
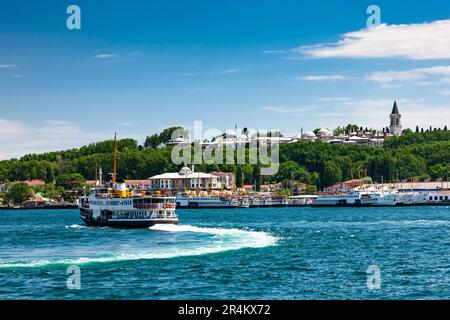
[
  {"xmin": 176, "ymin": 193, "xmax": 239, "ymax": 209},
  {"xmin": 175, "ymin": 193, "xmax": 288, "ymax": 209},
  {"xmin": 77, "ymin": 134, "xmax": 178, "ymax": 228},
  {"xmin": 311, "ymin": 191, "xmax": 363, "ymax": 207},
  {"xmin": 426, "ymin": 191, "xmax": 450, "ymax": 205},
  {"xmin": 396, "ymin": 192, "xmax": 427, "ymax": 206},
  {"xmin": 358, "ymin": 191, "xmax": 399, "ymax": 206},
  {"xmin": 287, "ymin": 195, "xmax": 318, "ymax": 206},
  {"xmin": 411, "ymin": 192, "xmax": 428, "ymax": 205},
  {"xmin": 254, "ymin": 195, "xmax": 288, "ymax": 207}
]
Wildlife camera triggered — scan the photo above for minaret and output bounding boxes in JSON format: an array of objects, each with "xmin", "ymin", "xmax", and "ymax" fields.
[{"xmin": 389, "ymin": 101, "xmax": 402, "ymax": 136}]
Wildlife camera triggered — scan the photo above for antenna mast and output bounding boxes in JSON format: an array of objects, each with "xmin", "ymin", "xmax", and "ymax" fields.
[
  {"xmin": 95, "ymin": 161, "xmax": 98, "ymax": 186},
  {"xmin": 112, "ymin": 132, "xmax": 117, "ymax": 183}
]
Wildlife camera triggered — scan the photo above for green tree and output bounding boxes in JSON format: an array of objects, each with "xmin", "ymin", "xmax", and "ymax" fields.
[
  {"xmin": 9, "ymin": 183, "xmax": 33, "ymax": 204},
  {"xmin": 429, "ymin": 164, "xmax": 447, "ymax": 180},
  {"xmin": 304, "ymin": 185, "xmax": 317, "ymax": 195},
  {"xmin": 144, "ymin": 127, "xmax": 188, "ymax": 148},
  {"xmin": 55, "ymin": 173, "xmax": 86, "ymax": 190},
  {"xmin": 322, "ymin": 161, "xmax": 342, "ymax": 188}
]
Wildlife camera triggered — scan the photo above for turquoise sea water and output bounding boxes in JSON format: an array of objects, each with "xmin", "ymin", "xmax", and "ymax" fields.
[{"xmin": 0, "ymin": 206, "xmax": 449, "ymax": 300}]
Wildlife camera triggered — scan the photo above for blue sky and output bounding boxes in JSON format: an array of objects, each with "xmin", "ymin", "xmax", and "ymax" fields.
[{"xmin": 1, "ymin": 0, "xmax": 450, "ymax": 158}]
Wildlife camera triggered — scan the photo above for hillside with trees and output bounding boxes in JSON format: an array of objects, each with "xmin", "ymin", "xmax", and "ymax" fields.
[{"xmin": 0, "ymin": 127, "xmax": 448, "ymax": 195}]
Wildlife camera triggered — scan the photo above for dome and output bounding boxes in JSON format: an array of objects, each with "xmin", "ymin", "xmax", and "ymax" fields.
[
  {"xmin": 179, "ymin": 166, "xmax": 192, "ymax": 176},
  {"xmin": 225, "ymin": 130, "xmax": 238, "ymax": 139},
  {"xmin": 236, "ymin": 133, "xmax": 249, "ymax": 140},
  {"xmin": 174, "ymin": 137, "xmax": 185, "ymax": 142},
  {"xmin": 317, "ymin": 128, "xmax": 332, "ymax": 136},
  {"xmin": 302, "ymin": 131, "xmax": 317, "ymax": 139}
]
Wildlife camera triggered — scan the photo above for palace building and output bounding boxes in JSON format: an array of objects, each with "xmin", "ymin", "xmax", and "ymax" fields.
[{"xmin": 149, "ymin": 166, "xmax": 235, "ymax": 192}]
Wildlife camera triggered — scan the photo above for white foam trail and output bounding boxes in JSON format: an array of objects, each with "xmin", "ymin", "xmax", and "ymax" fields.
[
  {"xmin": 0, "ymin": 225, "xmax": 278, "ymax": 268},
  {"xmin": 65, "ymin": 224, "xmax": 86, "ymax": 229},
  {"xmin": 150, "ymin": 223, "xmax": 272, "ymax": 237}
]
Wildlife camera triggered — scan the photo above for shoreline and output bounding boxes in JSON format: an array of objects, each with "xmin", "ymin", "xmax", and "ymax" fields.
[{"xmin": 0, "ymin": 205, "xmax": 78, "ymax": 210}]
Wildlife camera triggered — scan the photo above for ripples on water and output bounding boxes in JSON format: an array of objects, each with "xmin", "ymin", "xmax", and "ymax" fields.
[{"xmin": 0, "ymin": 206, "xmax": 449, "ymax": 299}]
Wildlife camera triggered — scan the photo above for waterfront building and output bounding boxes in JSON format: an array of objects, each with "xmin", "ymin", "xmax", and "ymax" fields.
[
  {"xmin": 211, "ymin": 172, "xmax": 235, "ymax": 189},
  {"xmin": 369, "ymin": 181, "xmax": 449, "ymax": 192},
  {"xmin": 23, "ymin": 197, "xmax": 47, "ymax": 208},
  {"xmin": 24, "ymin": 179, "xmax": 46, "ymax": 187},
  {"xmin": 149, "ymin": 166, "xmax": 234, "ymax": 192},
  {"xmin": 324, "ymin": 179, "xmax": 367, "ymax": 193}
]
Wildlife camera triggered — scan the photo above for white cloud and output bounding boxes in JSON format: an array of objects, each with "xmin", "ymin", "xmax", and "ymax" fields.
[
  {"xmin": 316, "ymin": 97, "xmax": 351, "ymax": 102},
  {"xmin": 186, "ymin": 69, "xmax": 241, "ymax": 77},
  {"xmin": 0, "ymin": 119, "xmax": 26, "ymax": 135},
  {"xmin": 218, "ymin": 68, "xmax": 240, "ymax": 75},
  {"xmin": 366, "ymin": 65, "xmax": 450, "ymax": 88},
  {"xmin": 187, "ymin": 87, "xmax": 224, "ymax": 94},
  {"xmin": 0, "ymin": 120, "xmax": 110, "ymax": 160},
  {"xmin": 296, "ymin": 20, "xmax": 450, "ymax": 60},
  {"xmin": 297, "ymin": 74, "xmax": 351, "ymax": 81},
  {"xmin": 262, "ymin": 106, "xmax": 315, "ymax": 113},
  {"xmin": 440, "ymin": 78, "xmax": 450, "ymax": 84},
  {"xmin": 261, "ymin": 50, "xmax": 286, "ymax": 54},
  {"xmin": 0, "ymin": 64, "xmax": 16, "ymax": 68},
  {"xmin": 180, "ymin": 72, "xmax": 200, "ymax": 77},
  {"xmin": 436, "ymin": 89, "xmax": 450, "ymax": 96},
  {"xmin": 95, "ymin": 54, "xmax": 118, "ymax": 59}
]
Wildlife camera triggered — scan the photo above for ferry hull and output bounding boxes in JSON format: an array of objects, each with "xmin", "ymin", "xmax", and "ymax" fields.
[{"xmin": 80, "ymin": 215, "xmax": 178, "ymax": 228}]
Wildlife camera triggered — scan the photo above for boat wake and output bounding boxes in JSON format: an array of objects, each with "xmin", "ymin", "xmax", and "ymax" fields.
[
  {"xmin": 0, "ymin": 225, "xmax": 278, "ymax": 269},
  {"xmin": 64, "ymin": 224, "xmax": 86, "ymax": 229}
]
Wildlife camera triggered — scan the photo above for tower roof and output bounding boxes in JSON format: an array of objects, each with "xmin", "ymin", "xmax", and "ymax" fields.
[{"xmin": 391, "ymin": 101, "xmax": 400, "ymax": 115}]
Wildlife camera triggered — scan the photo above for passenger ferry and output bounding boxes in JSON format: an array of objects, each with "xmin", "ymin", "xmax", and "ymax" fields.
[
  {"xmin": 396, "ymin": 192, "xmax": 428, "ymax": 206},
  {"xmin": 175, "ymin": 193, "xmax": 289, "ymax": 209},
  {"xmin": 176, "ymin": 193, "xmax": 239, "ymax": 209},
  {"xmin": 312, "ymin": 189, "xmax": 429, "ymax": 207},
  {"xmin": 78, "ymin": 134, "xmax": 178, "ymax": 228},
  {"xmin": 426, "ymin": 191, "xmax": 450, "ymax": 205},
  {"xmin": 311, "ymin": 191, "xmax": 363, "ymax": 207},
  {"xmin": 358, "ymin": 191, "xmax": 399, "ymax": 206},
  {"xmin": 249, "ymin": 195, "xmax": 288, "ymax": 207}
]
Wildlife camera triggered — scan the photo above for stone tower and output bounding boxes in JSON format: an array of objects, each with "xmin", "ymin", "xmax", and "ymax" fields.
[{"xmin": 389, "ymin": 101, "xmax": 402, "ymax": 136}]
